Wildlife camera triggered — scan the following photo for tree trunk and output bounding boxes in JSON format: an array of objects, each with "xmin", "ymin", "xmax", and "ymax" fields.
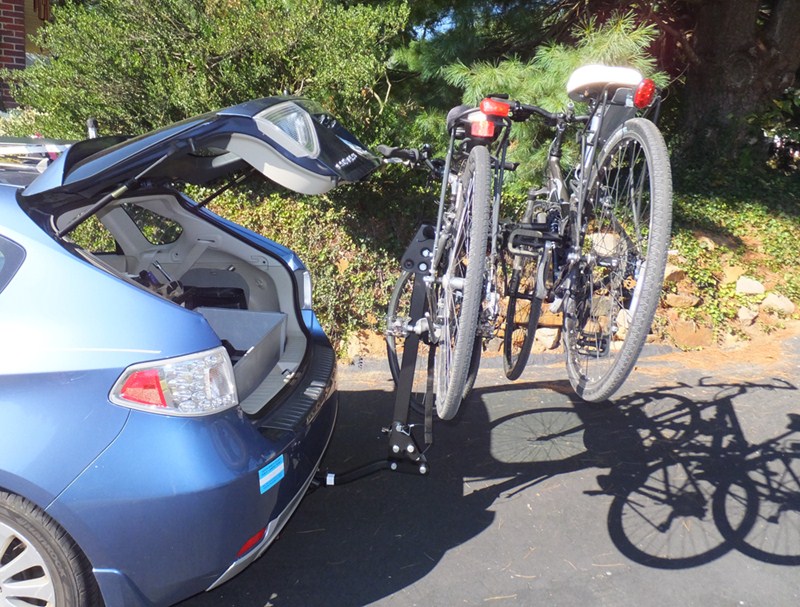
[{"xmin": 680, "ymin": 0, "xmax": 800, "ymax": 163}]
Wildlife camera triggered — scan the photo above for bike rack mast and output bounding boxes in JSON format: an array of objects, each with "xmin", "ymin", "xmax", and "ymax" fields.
[{"xmin": 317, "ymin": 224, "xmax": 436, "ymax": 487}]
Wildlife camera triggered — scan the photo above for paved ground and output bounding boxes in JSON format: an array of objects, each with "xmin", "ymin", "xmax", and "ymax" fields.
[{"xmin": 181, "ymin": 327, "xmax": 800, "ymax": 607}]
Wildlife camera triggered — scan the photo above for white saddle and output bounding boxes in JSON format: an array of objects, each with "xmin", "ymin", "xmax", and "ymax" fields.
[{"xmin": 566, "ymin": 65, "xmax": 643, "ymax": 102}]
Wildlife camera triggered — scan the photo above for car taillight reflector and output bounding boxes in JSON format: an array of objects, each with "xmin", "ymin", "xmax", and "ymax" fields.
[
  {"xmin": 236, "ymin": 527, "xmax": 267, "ymax": 558},
  {"xmin": 634, "ymin": 78, "xmax": 656, "ymax": 109},
  {"xmin": 479, "ymin": 98, "xmax": 510, "ymax": 117},
  {"xmin": 110, "ymin": 346, "xmax": 238, "ymax": 416}
]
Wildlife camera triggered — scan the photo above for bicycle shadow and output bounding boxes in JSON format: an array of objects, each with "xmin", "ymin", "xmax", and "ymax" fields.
[
  {"xmin": 577, "ymin": 376, "xmax": 800, "ymax": 570},
  {"xmin": 179, "ymin": 373, "xmax": 800, "ymax": 606}
]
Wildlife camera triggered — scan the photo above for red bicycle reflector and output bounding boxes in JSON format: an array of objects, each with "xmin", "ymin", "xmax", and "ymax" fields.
[
  {"xmin": 634, "ymin": 78, "xmax": 656, "ymax": 109},
  {"xmin": 236, "ymin": 527, "xmax": 267, "ymax": 558},
  {"xmin": 479, "ymin": 98, "xmax": 510, "ymax": 117},
  {"xmin": 120, "ymin": 369, "xmax": 167, "ymax": 407},
  {"xmin": 470, "ymin": 120, "xmax": 495, "ymax": 138}
]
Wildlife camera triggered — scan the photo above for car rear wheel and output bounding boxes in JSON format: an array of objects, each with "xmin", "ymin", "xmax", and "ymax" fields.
[{"xmin": 0, "ymin": 491, "xmax": 102, "ymax": 607}]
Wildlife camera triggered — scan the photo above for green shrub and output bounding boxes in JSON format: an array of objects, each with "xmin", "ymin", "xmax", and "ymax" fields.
[{"xmin": 2, "ymin": 0, "xmax": 408, "ymax": 142}]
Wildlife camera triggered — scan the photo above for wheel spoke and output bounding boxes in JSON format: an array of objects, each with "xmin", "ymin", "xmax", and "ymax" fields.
[{"xmin": 0, "ymin": 524, "xmax": 55, "ymax": 606}]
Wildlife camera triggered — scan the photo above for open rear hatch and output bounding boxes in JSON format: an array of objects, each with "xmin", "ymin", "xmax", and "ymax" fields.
[
  {"xmin": 17, "ymin": 97, "xmax": 379, "ymax": 413},
  {"xmin": 19, "ymin": 96, "xmax": 378, "ymax": 212}
]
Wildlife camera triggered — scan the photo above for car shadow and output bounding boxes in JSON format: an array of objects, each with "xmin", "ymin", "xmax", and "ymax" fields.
[{"xmin": 179, "ymin": 373, "xmax": 800, "ymax": 606}]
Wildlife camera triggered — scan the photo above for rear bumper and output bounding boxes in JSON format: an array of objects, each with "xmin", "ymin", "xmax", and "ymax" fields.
[{"xmin": 49, "ymin": 340, "xmax": 337, "ymax": 607}]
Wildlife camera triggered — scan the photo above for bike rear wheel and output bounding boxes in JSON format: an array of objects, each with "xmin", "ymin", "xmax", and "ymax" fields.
[
  {"xmin": 564, "ymin": 117, "xmax": 672, "ymax": 402},
  {"xmin": 435, "ymin": 145, "xmax": 490, "ymax": 420}
]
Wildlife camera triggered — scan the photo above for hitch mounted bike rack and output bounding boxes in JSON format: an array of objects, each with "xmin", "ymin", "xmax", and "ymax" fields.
[{"xmin": 316, "ymin": 224, "xmax": 437, "ymax": 487}]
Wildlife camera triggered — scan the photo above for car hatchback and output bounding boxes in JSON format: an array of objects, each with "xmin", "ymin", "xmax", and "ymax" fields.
[{"xmin": 0, "ymin": 98, "xmax": 378, "ymax": 607}]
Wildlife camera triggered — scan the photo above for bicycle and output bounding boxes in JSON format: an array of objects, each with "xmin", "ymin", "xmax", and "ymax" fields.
[{"xmin": 384, "ymin": 64, "xmax": 673, "ymax": 420}]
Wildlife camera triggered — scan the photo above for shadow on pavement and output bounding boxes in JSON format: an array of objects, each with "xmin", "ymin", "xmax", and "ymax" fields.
[{"xmin": 180, "ymin": 374, "xmax": 800, "ymax": 606}]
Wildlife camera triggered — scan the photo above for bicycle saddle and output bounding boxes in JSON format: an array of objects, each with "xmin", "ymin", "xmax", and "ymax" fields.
[
  {"xmin": 566, "ymin": 65, "xmax": 643, "ymax": 103},
  {"xmin": 446, "ymin": 104, "xmax": 475, "ymax": 133}
]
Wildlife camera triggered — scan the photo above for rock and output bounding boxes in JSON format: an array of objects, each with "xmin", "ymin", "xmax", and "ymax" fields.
[
  {"xmin": 721, "ymin": 264, "xmax": 746, "ymax": 285},
  {"xmin": 616, "ymin": 309, "xmax": 632, "ymax": 340},
  {"xmin": 671, "ymin": 319, "xmax": 714, "ymax": 349},
  {"xmin": 735, "ymin": 276, "xmax": 766, "ymax": 295},
  {"xmin": 737, "ymin": 306, "xmax": 758, "ymax": 326},
  {"xmin": 664, "ymin": 293, "xmax": 700, "ymax": 308},
  {"xmin": 535, "ymin": 327, "xmax": 561, "ymax": 350},
  {"xmin": 663, "ymin": 263, "xmax": 687, "ymax": 284},
  {"xmin": 760, "ymin": 292, "xmax": 796, "ymax": 316},
  {"xmin": 589, "ymin": 233, "xmax": 622, "ymax": 256},
  {"xmin": 697, "ymin": 235, "xmax": 717, "ymax": 250}
]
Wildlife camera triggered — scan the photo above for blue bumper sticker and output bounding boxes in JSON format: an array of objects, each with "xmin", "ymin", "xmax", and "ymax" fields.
[{"xmin": 259, "ymin": 456, "xmax": 285, "ymax": 494}]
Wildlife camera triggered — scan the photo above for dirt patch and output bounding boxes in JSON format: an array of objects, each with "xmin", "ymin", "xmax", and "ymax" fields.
[
  {"xmin": 642, "ymin": 318, "xmax": 800, "ymax": 373},
  {"xmin": 345, "ymin": 319, "xmax": 800, "ymax": 370}
]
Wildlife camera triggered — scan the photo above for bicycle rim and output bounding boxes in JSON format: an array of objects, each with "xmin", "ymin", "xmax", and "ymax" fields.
[
  {"xmin": 435, "ymin": 145, "xmax": 490, "ymax": 420},
  {"xmin": 564, "ymin": 118, "xmax": 672, "ymax": 402}
]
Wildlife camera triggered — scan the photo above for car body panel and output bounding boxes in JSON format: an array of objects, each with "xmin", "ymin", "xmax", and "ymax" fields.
[{"xmin": 20, "ymin": 97, "xmax": 379, "ymax": 210}]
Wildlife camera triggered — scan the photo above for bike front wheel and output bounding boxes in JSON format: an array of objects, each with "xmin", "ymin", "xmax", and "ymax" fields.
[
  {"xmin": 435, "ymin": 145, "xmax": 490, "ymax": 420},
  {"xmin": 564, "ymin": 117, "xmax": 672, "ymax": 402}
]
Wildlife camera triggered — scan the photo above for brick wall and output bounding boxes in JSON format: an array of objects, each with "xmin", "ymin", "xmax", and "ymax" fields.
[{"xmin": 1, "ymin": 0, "xmax": 27, "ymax": 109}]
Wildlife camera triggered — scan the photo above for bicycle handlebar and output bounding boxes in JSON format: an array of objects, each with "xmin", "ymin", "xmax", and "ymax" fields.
[
  {"xmin": 377, "ymin": 143, "xmax": 444, "ymax": 179},
  {"xmin": 485, "ymin": 95, "xmax": 590, "ymax": 127},
  {"xmin": 376, "ymin": 144, "xmax": 422, "ymax": 164}
]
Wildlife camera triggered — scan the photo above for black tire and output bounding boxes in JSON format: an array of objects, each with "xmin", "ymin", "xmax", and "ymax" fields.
[
  {"xmin": 502, "ymin": 244, "xmax": 545, "ymax": 381},
  {"xmin": 386, "ymin": 270, "xmax": 481, "ymax": 416},
  {"xmin": 434, "ymin": 145, "xmax": 491, "ymax": 420},
  {"xmin": 564, "ymin": 117, "xmax": 672, "ymax": 402},
  {"xmin": 0, "ymin": 490, "xmax": 102, "ymax": 607}
]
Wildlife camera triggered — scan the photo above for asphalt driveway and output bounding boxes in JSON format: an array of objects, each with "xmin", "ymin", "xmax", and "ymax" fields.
[{"xmin": 180, "ymin": 328, "xmax": 800, "ymax": 607}]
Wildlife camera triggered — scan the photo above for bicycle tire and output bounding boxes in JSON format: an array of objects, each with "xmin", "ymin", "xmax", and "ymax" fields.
[
  {"xmin": 386, "ymin": 270, "xmax": 481, "ymax": 415},
  {"xmin": 434, "ymin": 145, "xmax": 491, "ymax": 420},
  {"xmin": 502, "ymin": 248, "xmax": 545, "ymax": 381},
  {"xmin": 563, "ymin": 117, "xmax": 672, "ymax": 402}
]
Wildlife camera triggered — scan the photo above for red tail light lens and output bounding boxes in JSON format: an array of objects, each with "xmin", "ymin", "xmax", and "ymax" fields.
[
  {"xmin": 119, "ymin": 369, "xmax": 167, "ymax": 407},
  {"xmin": 479, "ymin": 98, "xmax": 510, "ymax": 117},
  {"xmin": 634, "ymin": 78, "xmax": 656, "ymax": 109},
  {"xmin": 470, "ymin": 119, "xmax": 495, "ymax": 138}
]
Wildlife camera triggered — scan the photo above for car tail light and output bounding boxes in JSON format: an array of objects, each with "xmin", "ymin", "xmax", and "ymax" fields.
[
  {"xmin": 634, "ymin": 78, "xmax": 657, "ymax": 109},
  {"xmin": 110, "ymin": 346, "xmax": 238, "ymax": 416},
  {"xmin": 479, "ymin": 98, "xmax": 510, "ymax": 117},
  {"xmin": 255, "ymin": 101, "xmax": 320, "ymax": 158}
]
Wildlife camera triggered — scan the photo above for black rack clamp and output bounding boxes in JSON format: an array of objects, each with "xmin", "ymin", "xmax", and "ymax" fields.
[{"xmin": 317, "ymin": 224, "xmax": 437, "ymax": 487}]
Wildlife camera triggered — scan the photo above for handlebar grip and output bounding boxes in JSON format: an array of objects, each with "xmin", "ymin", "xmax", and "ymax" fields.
[{"xmin": 377, "ymin": 144, "xmax": 421, "ymax": 164}]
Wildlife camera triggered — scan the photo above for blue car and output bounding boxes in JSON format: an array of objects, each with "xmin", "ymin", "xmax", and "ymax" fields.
[{"xmin": 0, "ymin": 99, "xmax": 379, "ymax": 606}]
